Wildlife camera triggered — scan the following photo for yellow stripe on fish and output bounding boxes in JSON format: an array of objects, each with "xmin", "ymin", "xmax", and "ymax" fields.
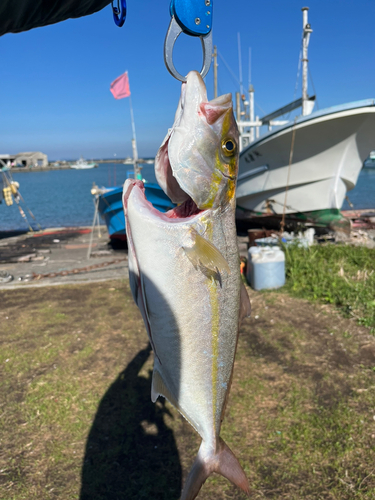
[{"xmin": 208, "ymin": 277, "xmax": 220, "ymax": 425}]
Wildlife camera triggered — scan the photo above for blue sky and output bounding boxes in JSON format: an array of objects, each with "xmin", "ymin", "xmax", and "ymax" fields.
[{"xmin": 0, "ymin": 0, "xmax": 374, "ymax": 160}]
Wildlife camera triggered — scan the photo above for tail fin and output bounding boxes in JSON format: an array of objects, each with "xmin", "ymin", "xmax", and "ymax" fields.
[{"xmin": 181, "ymin": 438, "xmax": 250, "ymax": 500}]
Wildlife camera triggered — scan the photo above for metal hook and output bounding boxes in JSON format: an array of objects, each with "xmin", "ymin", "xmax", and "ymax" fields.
[
  {"xmin": 112, "ymin": 0, "xmax": 127, "ymax": 27},
  {"xmin": 164, "ymin": 16, "xmax": 213, "ymax": 82}
]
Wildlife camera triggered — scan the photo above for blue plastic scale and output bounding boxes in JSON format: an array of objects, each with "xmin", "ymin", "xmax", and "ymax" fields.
[{"xmin": 165, "ymin": 0, "xmax": 213, "ymax": 81}]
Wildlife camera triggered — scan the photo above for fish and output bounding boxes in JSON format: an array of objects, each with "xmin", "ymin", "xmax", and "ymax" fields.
[{"xmin": 122, "ymin": 70, "xmax": 251, "ymax": 500}]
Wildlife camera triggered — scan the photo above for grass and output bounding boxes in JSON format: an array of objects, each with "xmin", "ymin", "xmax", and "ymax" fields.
[
  {"xmin": 282, "ymin": 243, "xmax": 375, "ymax": 330},
  {"xmin": 0, "ymin": 280, "xmax": 375, "ymax": 499}
]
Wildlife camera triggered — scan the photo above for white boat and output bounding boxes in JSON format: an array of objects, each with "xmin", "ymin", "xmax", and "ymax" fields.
[
  {"xmin": 237, "ymin": 99, "xmax": 375, "ymax": 217},
  {"xmin": 363, "ymin": 150, "xmax": 375, "ymax": 168},
  {"xmin": 235, "ymin": 8, "xmax": 375, "ymax": 227},
  {"xmin": 70, "ymin": 157, "xmax": 98, "ymax": 169}
]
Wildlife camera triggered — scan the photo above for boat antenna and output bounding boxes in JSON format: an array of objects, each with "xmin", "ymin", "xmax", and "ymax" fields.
[
  {"xmin": 248, "ymin": 47, "xmax": 255, "ymax": 143},
  {"xmin": 248, "ymin": 47, "xmax": 251, "ymax": 88},
  {"xmin": 237, "ymin": 32, "xmax": 244, "ymax": 97},
  {"xmin": 213, "ymin": 45, "xmax": 218, "ymax": 98}
]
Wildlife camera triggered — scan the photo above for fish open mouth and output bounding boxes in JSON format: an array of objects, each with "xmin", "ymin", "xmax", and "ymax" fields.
[
  {"xmin": 165, "ymin": 196, "xmax": 203, "ymax": 219},
  {"xmin": 123, "ymin": 179, "xmax": 205, "ymax": 222}
]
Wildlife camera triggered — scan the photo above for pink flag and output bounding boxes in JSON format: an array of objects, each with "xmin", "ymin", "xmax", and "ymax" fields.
[{"xmin": 110, "ymin": 71, "xmax": 131, "ymax": 99}]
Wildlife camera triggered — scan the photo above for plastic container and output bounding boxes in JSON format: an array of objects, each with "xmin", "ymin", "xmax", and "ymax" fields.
[
  {"xmin": 254, "ymin": 236, "xmax": 279, "ymax": 247},
  {"xmin": 281, "ymin": 228, "xmax": 315, "ymax": 248},
  {"xmin": 247, "ymin": 246, "xmax": 285, "ymax": 291}
]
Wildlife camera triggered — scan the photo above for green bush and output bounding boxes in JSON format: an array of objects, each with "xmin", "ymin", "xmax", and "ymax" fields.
[{"xmin": 283, "ymin": 243, "xmax": 375, "ymax": 330}]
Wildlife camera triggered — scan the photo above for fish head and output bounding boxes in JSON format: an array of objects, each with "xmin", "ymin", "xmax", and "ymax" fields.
[{"xmin": 155, "ymin": 71, "xmax": 239, "ymax": 210}]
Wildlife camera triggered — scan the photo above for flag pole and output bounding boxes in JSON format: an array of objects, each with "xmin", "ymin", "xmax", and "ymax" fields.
[{"xmin": 127, "ymin": 72, "xmax": 140, "ymax": 180}]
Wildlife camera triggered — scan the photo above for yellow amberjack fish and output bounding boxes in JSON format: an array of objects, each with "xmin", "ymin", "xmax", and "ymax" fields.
[{"xmin": 123, "ymin": 71, "xmax": 251, "ymax": 500}]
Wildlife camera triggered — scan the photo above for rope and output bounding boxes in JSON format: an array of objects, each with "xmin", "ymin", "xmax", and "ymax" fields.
[
  {"xmin": 32, "ymin": 258, "xmax": 127, "ymax": 281},
  {"xmin": 280, "ymin": 117, "xmax": 298, "ymax": 233},
  {"xmin": 308, "ymin": 66, "xmax": 319, "ymax": 110},
  {"xmin": 217, "ymin": 49, "xmax": 268, "ymax": 119},
  {"xmin": 286, "ymin": 32, "xmax": 303, "ymax": 121},
  {"xmin": 15, "ymin": 190, "xmax": 43, "ymax": 230},
  {"xmin": 217, "ymin": 50, "xmax": 240, "ymax": 88},
  {"xmin": 267, "ymin": 197, "xmax": 304, "ymax": 214},
  {"xmin": 293, "ymin": 33, "xmax": 304, "ymax": 102},
  {"xmin": 1, "ymin": 169, "xmax": 42, "ymax": 230}
]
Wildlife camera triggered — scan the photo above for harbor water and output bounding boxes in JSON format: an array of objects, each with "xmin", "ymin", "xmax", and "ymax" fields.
[
  {"xmin": 1, "ymin": 163, "xmax": 157, "ymax": 231},
  {"xmin": 342, "ymin": 167, "xmax": 375, "ymax": 211},
  {"xmin": 1, "ymin": 164, "xmax": 374, "ymax": 231}
]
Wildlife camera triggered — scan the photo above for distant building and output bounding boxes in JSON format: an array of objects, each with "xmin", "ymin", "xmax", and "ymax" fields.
[
  {"xmin": 15, "ymin": 152, "xmax": 48, "ymax": 168},
  {"xmin": 0, "ymin": 154, "xmax": 16, "ymax": 168},
  {"xmin": 0, "ymin": 152, "xmax": 48, "ymax": 169}
]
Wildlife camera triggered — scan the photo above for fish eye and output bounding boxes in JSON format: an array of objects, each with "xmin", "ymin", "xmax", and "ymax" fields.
[{"xmin": 222, "ymin": 139, "xmax": 236, "ymax": 156}]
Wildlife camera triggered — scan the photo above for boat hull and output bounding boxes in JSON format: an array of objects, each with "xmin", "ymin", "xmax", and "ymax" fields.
[
  {"xmin": 237, "ymin": 100, "xmax": 375, "ymax": 215},
  {"xmin": 70, "ymin": 164, "xmax": 98, "ymax": 169},
  {"xmin": 98, "ymin": 182, "xmax": 175, "ymax": 239}
]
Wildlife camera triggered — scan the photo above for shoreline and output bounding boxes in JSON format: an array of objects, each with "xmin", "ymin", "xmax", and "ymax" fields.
[
  {"xmin": 8, "ymin": 159, "xmax": 155, "ymax": 173},
  {"xmin": 0, "ymin": 225, "xmax": 374, "ymax": 291},
  {"xmin": 0, "ymin": 225, "xmax": 128, "ymax": 289}
]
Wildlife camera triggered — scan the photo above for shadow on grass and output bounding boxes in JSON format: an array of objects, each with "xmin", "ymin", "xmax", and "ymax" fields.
[{"xmin": 80, "ymin": 344, "xmax": 182, "ymax": 500}]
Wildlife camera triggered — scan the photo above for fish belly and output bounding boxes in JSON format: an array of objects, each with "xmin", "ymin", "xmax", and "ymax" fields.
[{"xmin": 126, "ymin": 192, "xmax": 241, "ymax": 444}]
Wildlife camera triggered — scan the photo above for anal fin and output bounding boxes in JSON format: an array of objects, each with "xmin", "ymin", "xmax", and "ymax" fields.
[
  {"xmin": 151, "ymin": 369, "xmax": 201, "ymax": 435},
  {"xmin": 151, "ymin": 369, "xmax": 178, "ymax": 405}
]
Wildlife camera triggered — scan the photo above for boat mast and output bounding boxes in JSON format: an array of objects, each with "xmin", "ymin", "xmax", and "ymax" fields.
[
  {"xmin": 128, "ymin": 92, "xmax": 140, "ymax": 179},
  {"xmin": 248, "ymin": 48, "xmax": 255, "ymax": 142},
  {"xmin": 301, "ymin": 7, "xmax": 313, "ymax": 116},
  {"xmin": 237, "ymin": 33, "xmax": 244, "ymax": 97},
  {"xmin": 248, "ymin": 84, "xmax": 255, "ymax": 142},
  {"xmin": 213, "ymin": 45, "xmax": 218, "ymax": 98}
]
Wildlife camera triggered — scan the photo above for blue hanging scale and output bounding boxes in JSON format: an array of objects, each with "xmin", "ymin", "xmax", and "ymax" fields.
[{"xmin": 165, "ymin": 0, "xmax": 213, "ymax": 81}]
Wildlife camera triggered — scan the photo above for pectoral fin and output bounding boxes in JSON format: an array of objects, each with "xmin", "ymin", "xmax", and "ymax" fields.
[{"xmin": 183, "ymin": 228, "xmax": 231, "ymax": 275}]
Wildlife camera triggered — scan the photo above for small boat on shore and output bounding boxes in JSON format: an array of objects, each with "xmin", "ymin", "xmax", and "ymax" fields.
[{"xmin": 70, "ymin": 157, "xmax": 98, "ymax": 169}]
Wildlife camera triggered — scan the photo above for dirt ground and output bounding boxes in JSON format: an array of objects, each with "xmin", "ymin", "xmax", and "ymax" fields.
[
  {"xmin": 0, "ymin": 281, "xmax": 374, "ymax": 499},
  {"xmin": 0, "ymin": 227, "xmax": 128, "ymax": 288}
]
